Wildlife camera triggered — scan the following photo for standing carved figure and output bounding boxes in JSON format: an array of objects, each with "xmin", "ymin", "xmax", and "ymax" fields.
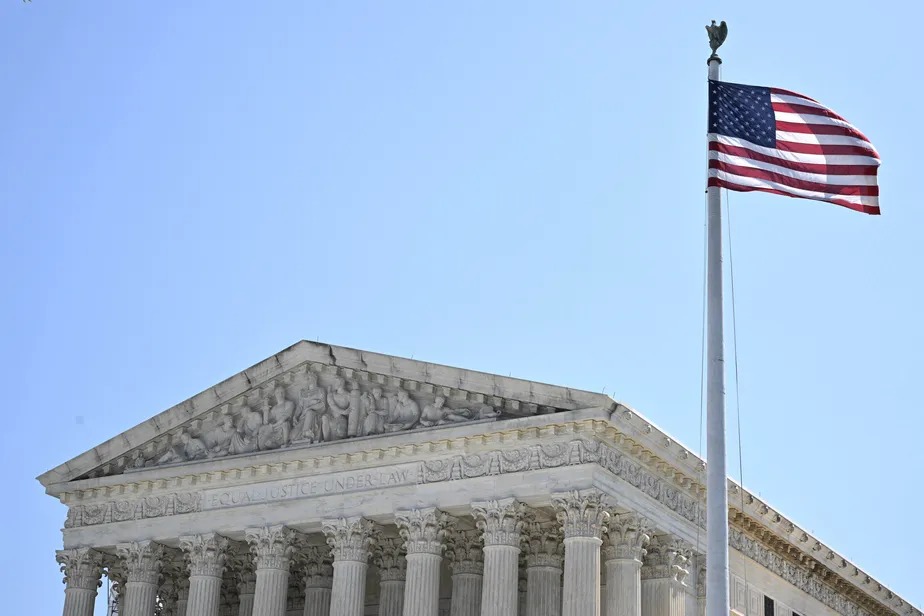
[
  {"xmin": 293, "ymin": 373, "xmax": 326, "ymax": 443},
  {"xmin": 229, "ymin": 400, "xmax": 262, "ymax": 455},
  {"xmin": 322, "ymin": 377, "xmax": 351, "ymax": 441},
  {"xmin": 385, "ymin": 390, "xmax": 420, "ymax": 432},
  {"xmin": 347, "ymin": 381, "xmax": 364, "ymax": 437},
  {"xmin": 258, "ymin": 385, "xmax": 296, "ymax": 450}
]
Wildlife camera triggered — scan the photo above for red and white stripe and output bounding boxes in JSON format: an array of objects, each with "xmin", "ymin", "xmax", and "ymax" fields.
[{"xmin": 708, "ymin": 87, "xmax": 881, "ymax": 215}]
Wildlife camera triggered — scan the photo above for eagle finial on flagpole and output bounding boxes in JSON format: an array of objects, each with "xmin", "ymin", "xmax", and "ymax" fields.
[{"xmin": 706, "ymin": 20, "xmax": 728, "ymax": 62}]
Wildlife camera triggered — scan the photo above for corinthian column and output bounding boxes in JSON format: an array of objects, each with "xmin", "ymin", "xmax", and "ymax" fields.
[
  {"xmin": 116, "ymin": 541, "xmax": 165, "ymax": 616},
  {"xmin": 640, "ymin": 535, "xmax": 689, "ymax": 616},
  {"xmin": 522, "ymin": 521, "xmax": 563, "ymax": 616},
  {"xmin": 298, "ymin": 546, "xmax": 333, "ymax": 616},
  {"xmin": 323, "ymin": 517, "xmax": 377, "ymax": 616},
  {"xmin": 552, "ymin": 490, "xmax": 610, "ymax": 616},
  {"xmin": 374, "ymin": 538, "xmax": 407, "ymax": 616},
  {"xmin": 229, "ymin": 548, "xmax": 256, "ymax": 616},
  {"xmin": 396, "ymin": 508, "xmax": 455, "ymax": 616},
  {"xmin": 57, "ymin": 548, "xmax": 105, "ymax": 616},
  {"xmin": 603, "ymin": 514, "xmax": 650, "ymax": 616},
  {"xmin": 245, "ymin": 526, "xmax": 297, "ymax": 616},
  {"xmin": 445, "ymin": 530, "xmax": 483, "ymax": 616},
  {"xmin": 472, "ymin": 498, "xmax": 525, "ymax": 616},
  {"xmin": 180, "ymin": 533, "xmax": 230, "ymax": 616}
]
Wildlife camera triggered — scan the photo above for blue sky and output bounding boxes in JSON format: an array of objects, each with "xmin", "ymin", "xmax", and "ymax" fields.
[{"xmin": 2, "ymin": 2, "xmax": 921, "ymax": 614}]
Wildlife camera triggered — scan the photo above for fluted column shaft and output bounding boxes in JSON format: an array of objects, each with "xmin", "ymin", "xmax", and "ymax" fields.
[
  {"xmin": 375, "ymin": 537, "xmax": 407, "ymax": 616},
  {"xmin": 182, "ymin": 533, "xmax": 230, "ymax": 616},
  {"xmin": 603, "ymin": 514, "xmax": 649, "ymax": 616},
  {"xmin": 323, "ymin": 517, "xmax": 377, "ymax": 616},
  {"xmin": 396, "ymin": 508, "xmax": 454, "ymax": 616},
  {"xmin": 236, "ymin": 563, "xmax": 256, "ymax": 616},
  {"xmin": 472, "ymin": 499, "xmax": 525, "ymax": 616},
  {"xmin": 553, "ymin": 491, "xmax": 610, "ymax": 616},
  {"xmin": 449, "ymin": 572, "xmax": 482, "ymax": 616},
  {"xmin": 446, "ymin": 529, "xmax": 483, "ymax": 616},
  {"xmin": 117, "ymin": 541, "xmax": 165, "ymax": 616},
  {"xmin": 379, "ymin": 580, "xmax": 405, "ymax": 616},
  {"xmin": 238, "ymin": 593, "xmax": 255, "ymax": 616},
  {"xmin": 300, "ymin": 545, "xmax": 334, "ymax": 616},
  {"xmin": 640, "ymin": 536, "xmax": 689, "ymax": 616},
  {"xmin": 245, "ymin": 526, "xmax": 297, "ymax": 616},
  {"xmin": 57, "ymin": 548, "xmax": 105, "ymax": 616},
  {"xmin": 526, "ymin": 563, "xmax": 562, "ymax": 616}
]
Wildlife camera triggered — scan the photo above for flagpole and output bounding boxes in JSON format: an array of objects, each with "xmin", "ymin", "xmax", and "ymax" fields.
[{"xmin": 705, "ymin": 20, "xmax": 730, "ymax": 616}]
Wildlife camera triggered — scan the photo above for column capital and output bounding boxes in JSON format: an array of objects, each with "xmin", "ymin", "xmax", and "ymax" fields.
[
  {"xmin": 522, "ymin": 520, "xmax": 564, "ymax": 569},
  {"xmin": 471, "ymin": 498, "xmax": 526, "ymax": 547},
  {"xmin": 116, "ymin": 540, "xmax": 166, "ymax": 585},
  {"xmin": 395, "ymin": 507, "xmax": 456, "ymax": 555},
  {"xmin": 297, "ymin": 545, "xmax": 334, "ymax": 588},
  {"xmin": 445, "ymin": 529, "xmax": 484, "ymax": 575},
  {"xmin": 603, "ymin": 512, "xmax": 650, "ymax": 562},
  {"xmin": 227, "ymin": 545, "xmax": 256, "ymax": 595},
  {"xmin": 641, "ymin": 534, "xmax": 691, "ymax": 584},
  {"xmin": 552, "ymin": 490, "xmax": 610, "ymax": 540},
  {"xmin": 373, "ymin": 536, "xmax": 407, "ymax": 581},
  {"xmin": 244, "ymin": 525, "xmax": 298, "ymax": 571},
  {"xmin": 56, "ymin": 547, "xmax": 105, "ymax": 591},
  {"xmin": 322, "ymin": 516, "xmax": 377, "ymax": 563},
  {"xmin": 179, "ymin": 532, "xmax": 231, "ymax": 577}
]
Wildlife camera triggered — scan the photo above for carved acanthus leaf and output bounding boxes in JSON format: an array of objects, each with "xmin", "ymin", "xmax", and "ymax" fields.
[
  {"xmin": 322, "ymin": 517, "xmax": 377, "ymax": 563},
  {"xmin": 552, "ymin": 490, "xmax": 609, "ymax": 539},
  {"xmin": 472, "ymin": 498, "xmax": 526, "ymax": 547},
  {"xmin": 56, "ymin": 548, "xmax": 105, "ymax": 591},
  {"xmin": 244, "ymin": 525, "xmax": 297, "ymax": 571},
  {"xmin": 395, "ymin": 508, "xmax": 456, "ymax": 555}
]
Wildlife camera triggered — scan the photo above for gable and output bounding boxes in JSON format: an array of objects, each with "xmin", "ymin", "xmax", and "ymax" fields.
[{"xmin": 37, "ymin": 340, "xmax": 614, "ymax": 487}]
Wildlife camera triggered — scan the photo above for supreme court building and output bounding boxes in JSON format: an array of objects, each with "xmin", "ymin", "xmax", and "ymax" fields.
[{"xmin": 39, "ymin": 341, "xmax": 918, "ymax": 616}]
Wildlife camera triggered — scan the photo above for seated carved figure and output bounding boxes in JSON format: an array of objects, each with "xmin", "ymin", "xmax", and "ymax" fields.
[
  {"xmin": 293, "ymin": 374, "xmax": 326, "ymax": 443},
  {"xmin": 157, "ymin": 432, "xmax": 208, "ymax": 465},
  {"xmin": 362, "ymin": 387, "xmax": 390, "ymax": 436},
  {"xmin": 202, "ymin": 416, "xmax": 236, "ymax": 456},
  {"xmin": 322, "ymin": 377, "xmax": 351, "ymax": 441},
  {"xmin": 384, "ymin": 390, "xmax": 420, "ymax": 432},
  {"xmin": 229, "ymin": 401, "xmax": 262, "ymax": 455},
  {"xmin": 419, "ymin": 396, "xmax": 474, "ymax": 427},
  {"xmin": 258, "ymin": 386, "xmax": 295, "ymax": 451}
]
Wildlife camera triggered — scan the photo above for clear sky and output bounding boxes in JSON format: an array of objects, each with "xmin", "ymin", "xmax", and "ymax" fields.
[{"xmin": 2, "ymin": 2, "xmax": 921, "ymax": 614}]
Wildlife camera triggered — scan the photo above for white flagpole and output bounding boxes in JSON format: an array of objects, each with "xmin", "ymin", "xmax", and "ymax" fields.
[{"xmin": 705, "ymin": 20, "xmax": 730, "ymax": 616}]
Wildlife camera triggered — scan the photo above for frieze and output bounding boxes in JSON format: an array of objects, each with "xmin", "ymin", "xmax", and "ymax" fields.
[
  {"xmin": 94, "ymin": 363, "xmax": 504, "ymax": 479},
  {"xmin": 416, "ymin": 438, "xmax": 708, "ymax": 528}
]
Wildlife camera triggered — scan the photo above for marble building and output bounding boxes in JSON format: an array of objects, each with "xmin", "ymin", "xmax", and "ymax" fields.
[{"xmin": 40, "ymin": 341, "xmax": 918, "ymax": 616}]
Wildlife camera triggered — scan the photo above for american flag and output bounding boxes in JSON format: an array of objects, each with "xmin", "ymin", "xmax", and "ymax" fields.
[{"xmin": 707, "ymin": 79, "xmax": 880, "ymax": 215}]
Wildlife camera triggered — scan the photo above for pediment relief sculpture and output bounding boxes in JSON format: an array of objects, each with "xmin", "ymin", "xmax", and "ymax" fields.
[{"xmin": 130, "ymin": 366, "xmax": 501, "ymax": 473}]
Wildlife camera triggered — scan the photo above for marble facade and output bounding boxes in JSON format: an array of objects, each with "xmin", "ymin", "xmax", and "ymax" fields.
[{"xmin": 41, "ymin": 342, "xmax": 918, "ymax": 616}]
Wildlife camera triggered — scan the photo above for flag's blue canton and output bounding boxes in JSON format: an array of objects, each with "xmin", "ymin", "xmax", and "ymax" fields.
[{"xmin": 708, "ymin": 80, "xmax": 776, "ymax": 148}]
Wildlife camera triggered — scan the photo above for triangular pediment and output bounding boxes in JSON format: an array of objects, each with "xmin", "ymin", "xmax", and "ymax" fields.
[{"xmin": 38, "ymin": 341, "xmax": 615, "ymax": 487}]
